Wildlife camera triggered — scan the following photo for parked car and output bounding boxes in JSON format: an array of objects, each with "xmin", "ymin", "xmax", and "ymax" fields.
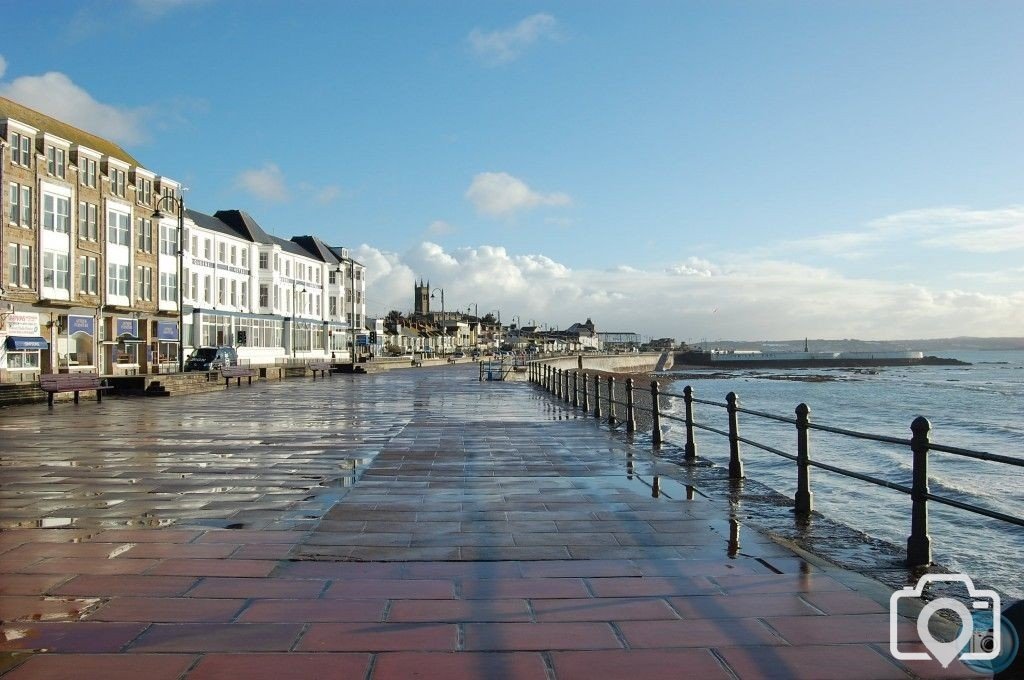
[
  {"xmin": 451, "ymin": 352, "xmax": 466, "ymax": 359},
  {"xmin": 184, "ymin": 346, "xmax": 238, "ymax": 372}
]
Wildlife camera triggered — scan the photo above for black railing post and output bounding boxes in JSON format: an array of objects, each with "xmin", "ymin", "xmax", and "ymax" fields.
[
  {"xmin": 907, "ymin": 416, "xmax": 932, "ymax": 568},
  {"xmin": 582, "ymin": 373, "xmax": 590, "ymax": 413},
  {"xmin": 683, "ymin": 385, "xmax": 696, "ymax": 461},
  {"xmin": 593, "ymin": 373, "xmax": 602, "ymax": 419},
  {"xmin": 572, "ymin": 371, "xmax": 580, "ymax": 408},
  {"xmin": 607, "ymin": 376, "xmax": 617, "ymax": 425},
  {"xmin": 625, "ymin": 378, "xmax": 636, "ymax": 433},
  {"xmin": 557, "ymin": 369, "xmax": 563, "ymax": 399},
  {"xmin": 547, "ymin": 365, "xmax": 553, "ymax": 393},
  {"xmin": 651, "ymin": 381, "xmax": 662, "ymax": 448},
  {"xmin": 564, "ymin": 369, "xmax": 571, "ymax": 404},
  {"xmin": 795, "ymin": 403, "xmax": 813, "ymax": 515},
  {"xmin": 726, "ymin": 391, "xmax": 744, "ymax": 479}
]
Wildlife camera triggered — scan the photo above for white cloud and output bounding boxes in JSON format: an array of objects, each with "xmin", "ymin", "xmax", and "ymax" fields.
[
  {"xmin": 467, "ymin": 13, "xmax": 559, "ymax": 65},
  {"xmin": 314, "ymin": 185, "xmax": 342, "ymax": 205},
  {"xmin": 0, "ymin": 55, "xmax": 6, "ymax": 79},
  {"xmin": 235, "ymin": 163, "xmax": 288, "ymax": 202},
  {"xmin": 352, "ymin": 241, "xmax": 1024, "ymax": 340},
  {"xmin": 465, "ymin": 171, "xmax": 571, "ymax": 217},
  {"xmin": 427, "ymin": 220, "xmax": 456, "ymax": 236},
  {"xmin": 0, "ymin": 71, "xmax": 149, "ymax": 146}
]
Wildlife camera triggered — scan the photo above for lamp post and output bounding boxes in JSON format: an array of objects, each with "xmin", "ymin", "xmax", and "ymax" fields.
[
  {"xmin": 431, "ymin": 287, "xmax": 445, "ymax": 355},
  {"xmin": 152, "ymin": 193, "xmax": 185, "ymax": 373}
]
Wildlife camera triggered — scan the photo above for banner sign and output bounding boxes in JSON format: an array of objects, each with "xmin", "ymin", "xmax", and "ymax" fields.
[
  {"xmin": 3, "ymin": 312, "xmax": 40, "ymax": 336},
  {"xmin": 116, "ymin": 318, "xmax": 138, "ymax": 337},
  {"xmin": 156, "ymin": 321, "xmax": 179, "ymax": 341},
  {"xmin": 68, "ymin": 315, "xmax": 95, "ymax": 336}
]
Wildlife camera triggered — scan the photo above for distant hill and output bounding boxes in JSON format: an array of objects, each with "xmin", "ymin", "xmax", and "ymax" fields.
[{"xmin": 688, "ymin": 337, "xmax": 1024, "ymax": 352}]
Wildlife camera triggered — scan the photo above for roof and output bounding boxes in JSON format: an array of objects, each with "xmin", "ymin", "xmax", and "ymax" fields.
[
  {"xmin": 187, "ymin": 209, "xmax": 256, "ymax": 243},
  {"xmin": 0, "ymin": 96, "xmax": 142, "ymax": 166},
  {"xmin": 291, "ymin": 235, "xmax": 340, "ymax": 264},
  {"xmin": 328, "ymin": 245, "xmax": 363, "ymax": 267},
  {"xmin": 213, "ymin": 210, "xmax": 273, "ymax": 244}
]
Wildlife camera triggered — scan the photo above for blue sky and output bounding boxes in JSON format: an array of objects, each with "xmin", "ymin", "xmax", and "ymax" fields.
[{"xmin": 2, "ymin": 0, "xmax": 1022, "ymax": 340}]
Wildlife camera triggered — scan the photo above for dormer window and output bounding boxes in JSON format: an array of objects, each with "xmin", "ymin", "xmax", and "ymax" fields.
[
  {"xmin": 46, "ymin": 146, "xmax": 66, "ymax": 179},
  {"xmin": 137, "ymin": 177, "xmax": 152, "ymax": 205},
  {"xmin": 79, "ymin": 157, "xmax": 97, "ymax": 188},
  {"xmin": 9, "ymin": 132, "xmax": 31, "ymax": 167},
  {"xmin": 109, "ymin": 168, "xmax": 126, "ymax": 197}
]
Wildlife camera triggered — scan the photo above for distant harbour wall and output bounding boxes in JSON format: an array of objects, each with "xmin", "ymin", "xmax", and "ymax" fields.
[{"xmin": 541, "ymin": 352, "xmax": 664, "ymax": 374}]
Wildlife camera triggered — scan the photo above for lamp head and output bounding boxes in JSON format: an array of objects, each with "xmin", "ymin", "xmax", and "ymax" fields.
[{"xmin": 152, "ymin": 209, "xmax": 166, "ymax": 219}]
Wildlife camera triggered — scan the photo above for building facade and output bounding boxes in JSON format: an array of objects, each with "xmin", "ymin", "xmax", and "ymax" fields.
[{"xmin": 0, "ymin": 97, "xmax": 367, "ymax": 383}]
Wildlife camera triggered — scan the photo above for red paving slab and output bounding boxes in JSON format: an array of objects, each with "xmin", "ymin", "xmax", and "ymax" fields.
[
  {"xmin": 2, "ymin": 653, "xmax": 197, "ymax": 680},
  {"xmin": 551, "ymin": 649, "xmax": 733, "ymax": 680},
  {"xmin": 371, "ymin": 651, "xmax": 548, "ymax": 680},
  {"xmin": 186, "ymin": 652, "xmax": 372, "ymax": 680},
  {"xmin": 463, "ymin": 622, "xmax": 623, "ymax": 651},
  {"xmin": 127, "ymin": 623, "xmax": 304, "ymax": 652},
  {"xmin": 0, "ymin": 367, "xmax": 971, "ymax": 678}
]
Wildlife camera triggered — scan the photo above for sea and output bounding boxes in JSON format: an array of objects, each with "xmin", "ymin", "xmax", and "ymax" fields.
[{"xmin": 663, "ymin": 349, "xmax": 1024, "ymax": 601}]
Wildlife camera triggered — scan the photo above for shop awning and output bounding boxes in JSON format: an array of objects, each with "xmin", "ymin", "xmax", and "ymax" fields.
[
  {"xmin": 5, "ymin": 336, "xmax": 49, "ymax": 350},
  {"xmin": 117, "ymin": 335, "xmax": 144, "ymax": 344}
]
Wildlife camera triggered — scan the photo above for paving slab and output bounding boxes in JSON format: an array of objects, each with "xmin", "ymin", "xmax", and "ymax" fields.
[{"xmin": 0, "ymin": 366, "xmax": 984, "ymax": 678}]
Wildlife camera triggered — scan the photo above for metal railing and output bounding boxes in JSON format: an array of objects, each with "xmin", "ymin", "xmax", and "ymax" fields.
[{"xmin": 530, "ymin": 362, "xmax": 1024, "ymax": 568}]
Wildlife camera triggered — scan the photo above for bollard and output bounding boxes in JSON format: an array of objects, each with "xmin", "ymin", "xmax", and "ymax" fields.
[
  {"xmin": 607, "ymin": 376, "xmax": 617, "ymax": 425},
  {"xmin": 726, "ymin": 392, "xmax": 744, "ymax": 479},
  {"xmin": 572, "ymin": 371, "xmax": 580, "ymax": 408},
  {"xmin": 582, "ymin": 372, "xmax": 590, "ymax": 413},
  {"xmin": 651, "ymin": 381, "xmax": 663, "ymax": 447},
  {"xmin": 683, "ymin": 385, "xmax": 697, "ymax": 461},
  {"xmin": 907, "ymin": 416, "xmax": 932, "ymax": 568},
  {"xmin": 593, "ymin": 373, "xmax": 602, "ymax": 419},
  {"xmin": 625, "ymin": 378, "xmax": 637, "ymax": 433},
  {"xmin": 651, "ymin": 475, "xmax": 660, "ymax": 498},
  {"xmin": 795, "ymin": 403, "xmax": 813, "ymax": 515}
]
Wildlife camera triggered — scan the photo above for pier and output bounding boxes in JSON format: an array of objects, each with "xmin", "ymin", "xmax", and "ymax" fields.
[{"xmin": 0, "ymin": 365, "xmax": 983, "ymax": 678}]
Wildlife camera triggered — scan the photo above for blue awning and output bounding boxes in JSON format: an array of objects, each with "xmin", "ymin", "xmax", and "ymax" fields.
[{"xmin": 5, "ymin": 336, "xmax": 49, "ymax": 350}]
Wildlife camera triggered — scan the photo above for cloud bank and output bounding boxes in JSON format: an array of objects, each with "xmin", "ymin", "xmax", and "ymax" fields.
[
  {"xmin": 467, "ymin": 13, "xmax": 559, "ymax": 65},
  {"xmin": 465, "ymin": 171, "xmax": 571, "ymax": 217}
]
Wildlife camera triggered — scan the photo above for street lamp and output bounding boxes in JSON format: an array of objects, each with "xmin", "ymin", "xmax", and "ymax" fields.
[
  {"xmin": 152, "ymin": 193, "xmax": 185, "ymax": 373},
  {"xmin": 430, "ymin": 287, "xmax": 445, "ymax": 354}
]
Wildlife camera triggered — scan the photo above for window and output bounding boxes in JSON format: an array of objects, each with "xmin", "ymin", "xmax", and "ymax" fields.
[
  {"xmin": 204, "ymin": 239, "xmax": 212, "ymax": 260},
  {"xmin": 329, "ymin": 296, "xmax": 337, "ymax": 316},
  {"xmin": 43, "ymin": 194, "xmax": 71, "ymax": 233},
  {"xmin": 259, "ymin": 285, "xmax": 269, "ymax": 307},
  {"xmin": 285, "ymin": 260, "xmax": 291, "ymax": 276},
  {"xmin": 136, "ymin": 265, "xmax": 152, "ymax": 300},
  {"xmin": 107, "ymin": 210, "xmax": 130, "ymax": 246},
  {"xmin": 273, "ymin": 286, "xmax": 279, "ymax": 308},
  {"xmin": 274, "ymin": 254, "xmax": 280, "ymax": 271},
  {"xmin": 230, "ymin": 280, "xmax": 237, "ymax": 306},
  {"xmin": 356, "ymin": 269, "xmax": 363, "ymax": 281},
  {"xmin": 137, "ymin": 177, "xmax": 152, "ymax": 205},
  {"xmin": 190, "ymin": 234, "xmax": 198, "ymax": 254},
  {"xmin": 159, "ymin": 224, "xmax": 177, "ymax": 255},
  {"xmin": 78, "ymin": 256, "xmax": 98, "ymax": 295},
  {"xmin": 136, "ymin": 218, "xmax": 153, "ymax": 252},
  {"xmin": 329, "ymin": 270, "xmax": 337, "ymax": 285},
  {"xmin": 218, "ymin": 242, "xmax": 225, "ymax": 263},
  {"xmin": 259, "ymin": 252, "xmax": 268, "ymax": 269},
  {"xmin": 106, "ymin": 263, "xmax": 129, "ymax": 297},
  {"xmin": 79, "ymin": 157, "xmax": 97, "ymax": 187},
  {"xmin": 9, "ymin": 132, "xmax": 31, "ymax": 167},
  {"xmin": 78, "ymin": 202, "xmax": 98, "ymax": 241},
  {"xmin": 315, "ymin": 269, "xmax": 321, "ymax": 284},
  {"xmin": 43, "ymin": 251, "xmax": 70, "ymax": 291},
  {"xmin": 204, "ymin": 275, "xmax": 212, "ymax": 304},
  {"xmin": 315, "ymin": 296, "xmax": 321, "ymax": 316},
  {"xmin": 8, "ymin": 183, "xmax": 31, "ymax": 227},
  {"xmin": 191, "ymin": 272, "xmax": 198, "ymax": 300},
  {"xmin": 46, "ymin": 146, "xmax": 66, "ymax": 178},
  {"xmin": 160, "ymin": 184, "xmax": 177, "ymax": 206},
  {"xmin": 356, "ymin": 291, "xmax": 362, "ymax": 304},
  {"xmin": 109, "ymin": 167, "xmax": 126, "ymax": 197},
  {"xmin": 8, "ymin": 243, "xmax": 32, "ymax": 287},
  {"xmin": 7, "ymin": 350, "xmax": 40, "ymax": 369},
  {"xmin": 159, "ymin": 272, "xmax": 177, "ymax": 302},
  {"xmin": 217, "ymin": 278, "xmax": 225, "ymax": 305},
  {"xmin": 241, "ymin": 249, "xmax": 248, "ymax": 268},
  {"xmin": 240, "ymin": 281, "xmax": 248, "ymax": 308}
]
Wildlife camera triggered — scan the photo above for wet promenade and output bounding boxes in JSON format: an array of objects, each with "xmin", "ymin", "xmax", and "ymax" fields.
[{"xmin": 0, "ymin": 366, "xmax": 979, "ymax": 678}]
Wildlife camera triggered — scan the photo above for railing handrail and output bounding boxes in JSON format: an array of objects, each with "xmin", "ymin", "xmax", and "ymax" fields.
[{"xmin": 526, "ymin": 363, "xmax": 1023, "ymax": 569}]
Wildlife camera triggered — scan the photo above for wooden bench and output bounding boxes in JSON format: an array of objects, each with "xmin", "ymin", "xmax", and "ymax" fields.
[
  {"xmin": 308, "ymin": 361, "xmax": 332, "ymax": 380},
  {"xmin": 38, "ymin": 373, "xmax": 112, "ymax": 407},
  {"xmin": 221, "ymin": 366, "xmax": 257, "ymax": 387}
]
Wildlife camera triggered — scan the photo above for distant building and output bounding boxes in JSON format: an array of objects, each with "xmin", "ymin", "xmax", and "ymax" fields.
[{"xmin": 598, "ymin": 331, "xmax": 641, "ymax": 350}]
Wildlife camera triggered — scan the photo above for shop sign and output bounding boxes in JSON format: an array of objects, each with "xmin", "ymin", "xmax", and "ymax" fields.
[
  {"xmin": 156, "ymin": 321, "xmax": 179, "ymax": 341},
  {"xmin": 116, "ymin": 318, "xmax": 138, "ymax": 337},
  {"xmin": 2, "ymin": 312, "xmax": 40, "ymax": 336},
  {"xmin": 67, "ymin": 315, "xmax": 95, "ymax": 336}
]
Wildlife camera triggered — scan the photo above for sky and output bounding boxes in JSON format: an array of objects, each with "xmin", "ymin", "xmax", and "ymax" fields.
[{"xmin": 2, "ymin": 0, "xmax": 1022, "ymax": 341}]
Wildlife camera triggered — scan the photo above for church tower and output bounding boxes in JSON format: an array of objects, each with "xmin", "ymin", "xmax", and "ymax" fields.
[{"xmin": 414, "ymin": 279, "xmax": 430, "ymax": 316}]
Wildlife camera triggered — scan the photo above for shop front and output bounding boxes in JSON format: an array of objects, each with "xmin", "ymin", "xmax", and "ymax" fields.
[
  {"xmin": 0, "ymin": 312, "xmax": 47, "ymax": 383},
  {"xmin": 151, "ymin": 320, "xmax": 180, "ymax": 374},
  {"xmin": 58, "ymin": 314, "xmax": 97, "ymax": 373},
  {"xmin": 102, "ymin": 317, "xmax": 143, "ymax": 375}
]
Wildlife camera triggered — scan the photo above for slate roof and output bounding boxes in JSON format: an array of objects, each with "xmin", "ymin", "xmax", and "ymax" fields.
[
  {"xmin": 0, "ymin": 96, "xmax": 142, "ymax": 166},
  {"xmin": 186, "ymin": 209, "xmax": 255, "ymax": 242},
  {"xmin": 213, "ymin": 210, "xmax": 273, "ymax": 244}
]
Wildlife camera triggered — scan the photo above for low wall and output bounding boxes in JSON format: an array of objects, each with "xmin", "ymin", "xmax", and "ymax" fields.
[{"xmin": 538, "ymin": 352, "xmax": 664, "ymax": 374}]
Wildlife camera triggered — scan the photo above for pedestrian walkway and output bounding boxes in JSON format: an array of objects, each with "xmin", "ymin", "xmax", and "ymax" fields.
[{"xmin": 0, "ymin": 366, "xmax": 979, "ymax": 678}]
